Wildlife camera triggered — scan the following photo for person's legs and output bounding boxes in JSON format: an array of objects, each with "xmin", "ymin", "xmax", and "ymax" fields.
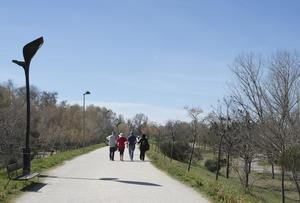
[
  {"xmin": 111, "ymin": 147, "xmax": 115, "ymax": 161},
  {"xmin": 109, "ymin": 147, "xmax": 113, "ymax": 160},
  {"xmin": 141, "ymin": 150, "xmax": 145, "ymax": 161},
  {"xmin": 140, "ymin": 150, "xmax": 145, "ymax": 161},
  {"xmin": 120, "ymin": 149, "xmax": 124, "ymax": 161},
  {"xmin": 131, "ymin": 146, "xmax": 135, "ymax": 160},
  {"xmin": 129, "ymin": 145, "xmax": 135, "ymax": 160},
  {"xmin": 128, "ymin": 146, "xmax": 132, "ymax": 160}
]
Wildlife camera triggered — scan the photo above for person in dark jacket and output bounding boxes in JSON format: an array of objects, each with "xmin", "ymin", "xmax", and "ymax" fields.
[
  {"xmin": 127, "ymin": 131, "xmax": 137, "ymax": 161},
  {"xmin": 138, "ymin": 134, "xmax": 149, "ymax": 161}
]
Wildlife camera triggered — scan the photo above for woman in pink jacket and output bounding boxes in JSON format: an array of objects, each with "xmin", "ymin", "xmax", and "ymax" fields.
[{"xmin": 117, "ymin": 133, "xmax": 127, "ymax": 161}]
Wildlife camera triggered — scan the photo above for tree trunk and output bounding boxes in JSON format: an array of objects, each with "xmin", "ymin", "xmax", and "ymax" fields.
[
  {"xmin": 167, "ymin": 140, "xmax": 171, "ymax": 160},
  {"xmin": 188, "ymin": 122, "xmax": 197, "ymax": 172},
  {"xmin": 216, "ymin": 135, "xmax": 224, "ymax": 181},
  {"xmin": 292, "ymin": 172, "xmax": 300, "ymax": 201},
  {"xmin": 226, "ymin": 153, "xmax": 230, "ymax": 178},
  {"xmin": 170, "ymin": 136, "xmax": 174, "ymax": 163},
  {"xmin": 245, "ymin": 159, "xmax": 249, "ymax": 188},
  {"xmin": 295, "ymin": 179, "xmax": 300, "ymax": 202},
  {"xmin": 271, "ymin": 162, "xmax": 275, "ymax": 179},
  {"xmin": 157, "ymin": 132, "xmax": 161, "ymax": 154},
  {"xmin": 248, "ymin": 159, "xmax": 252, "ymax": 174},
  {"xmin": 245, "ymin": 172, "xmax": 249, "ymax": 188},
  {"xmin": 281, "ymin": 167, "xmax": 285, "ymax": 203},
  {"xmin": 187, "ymin": 136, "xmax": 196, "ymax": 172}
]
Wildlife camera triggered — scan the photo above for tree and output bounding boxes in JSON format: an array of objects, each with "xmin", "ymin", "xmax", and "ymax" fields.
[
  {"xmin": 282, "ymin": 145, "xmax": 300, "ymax": 200},
  {"xmin": 0, "ymin": 80, "xmax": 121, "ymax": 167},
  {"xmin": 132, "ymin": 113, "xmax": 148, "ymax": 135},
  {"xmin": 231, "ymin": 51, "xmax": 300, "ymax": 202},
  {"xmin": 185, "ymin": 106, "xmax": 203, "ymax": 171},
  {"xmin": 208, "ymin": 99, "xmax": 236, "ymax": 181},
  {"xmin": 165, "ymin": 120, "xmax": 177, "ymax": 163},
  {"xmin": 233, "ymin": 109, "xmax": 257, "ymax": 189},
  {"xmin": 146, "ymin": 123, "xmax": 161, "ymax": 153}
]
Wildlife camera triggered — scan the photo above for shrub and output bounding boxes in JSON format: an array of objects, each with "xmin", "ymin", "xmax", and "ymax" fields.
[
  {"xmin": 159, "ymin": 141, "xmax": 196, "ymax": 162},
  {"xmin": 205, "ymin": 159, "xmax": 226, "ymax": 173},
  {"xmin": 160, "ymin": 141, "xmax": 171, "ymax": 157},
  {"xmin": 205, "ymin": 159, "xmax": 218, "ymax": 172}
]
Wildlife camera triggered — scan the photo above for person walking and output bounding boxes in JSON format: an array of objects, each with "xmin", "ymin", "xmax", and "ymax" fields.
[
  {"xmin": 138, "ymin": 134, "xmax": 149, "ymax": 161},
  {"xmin": 127, "ymin": 131, "xmax": 137, "ymax": 161},
  {"xmin": 106, "ymin": 132, "xmax": 118, "ymax": 161},
  {"xmin": 117, "ymin": 133, "xmax": 127, "ymax": 161}
]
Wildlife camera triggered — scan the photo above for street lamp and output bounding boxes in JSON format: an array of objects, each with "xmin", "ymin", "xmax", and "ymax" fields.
[
  {"xmin": 83, "ymin": 91, "xmax": 91, "ymax": 145},
  {"xmin": 12, "ymin": 37, "xmax": 44, "ymax": 175}
]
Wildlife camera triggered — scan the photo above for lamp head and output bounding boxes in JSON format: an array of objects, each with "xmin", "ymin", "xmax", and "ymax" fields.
[
  {"xmin": 23, "ymin": 37, "xmax": 44, "ymax": 66},
  {"xmin": 84, "ymin": 91, "xmax": 91, "ymax": 95}
]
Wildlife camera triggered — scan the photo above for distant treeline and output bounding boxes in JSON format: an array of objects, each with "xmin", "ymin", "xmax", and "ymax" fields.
[{"xmin": 0, "ymin": 80, "xmax": 115, "ymax": 165}]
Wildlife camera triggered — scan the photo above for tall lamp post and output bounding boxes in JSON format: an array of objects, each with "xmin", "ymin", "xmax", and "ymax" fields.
[
  {"xmin": 12, "ymin": 37, "xmax": 44, "ymax": 175},
  {"xmin": 83, "ymin": 91, "xmax": 91, "ymax": 145}
]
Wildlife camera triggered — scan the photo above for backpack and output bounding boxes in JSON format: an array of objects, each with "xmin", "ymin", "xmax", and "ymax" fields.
[{"xmin": 141, "ymin": 139, "xmax": 150, "ymax": 151}]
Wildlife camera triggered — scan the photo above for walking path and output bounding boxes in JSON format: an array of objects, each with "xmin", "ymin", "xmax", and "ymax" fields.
[{"xmin": 15, "ymin": 146, "xmax": 209, "ymax": 203}]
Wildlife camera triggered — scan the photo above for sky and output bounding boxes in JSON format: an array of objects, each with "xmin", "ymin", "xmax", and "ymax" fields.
[{"xmin": 1, "ymin": 0, "xmax": 300, "ymax": 123}]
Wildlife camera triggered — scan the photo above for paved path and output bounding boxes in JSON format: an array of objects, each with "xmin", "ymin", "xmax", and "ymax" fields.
[{"xmin": 15, "ymin": 147, "xmax": 209, "ymax": 203}]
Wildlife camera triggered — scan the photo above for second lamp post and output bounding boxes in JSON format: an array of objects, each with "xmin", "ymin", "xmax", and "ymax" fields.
[{"xmin": 83, "ymin": 91, "xmax": 91, "ymax": 145}]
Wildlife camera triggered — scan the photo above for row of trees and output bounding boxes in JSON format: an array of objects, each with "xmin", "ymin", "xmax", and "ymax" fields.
[
  {"xmin": 229, "ymin": 51, "xmax": 300, "ymax": 202},
  {"xmin": 0, "ymin": 80, "xmax": 150, "ymax": 167},
  {"xmin": 0, "ymin": 81, "xmax": 112, "ymax": 161},
  {"xmin": 148, "ymin": 51, "xmax": 300, "ymax": 202}
]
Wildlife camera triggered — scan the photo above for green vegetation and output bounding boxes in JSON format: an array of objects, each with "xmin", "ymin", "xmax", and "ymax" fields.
[
  {"xmin": 0, "ymin": 143, "xmax": 105, "ymax": 203},
  {"xmin": 204, "ymin": 159, "xmax": 219, "ymax": 173},
  {"xmin": 148, "ymin": 148, "xmax": 299, "ymax": 203}
]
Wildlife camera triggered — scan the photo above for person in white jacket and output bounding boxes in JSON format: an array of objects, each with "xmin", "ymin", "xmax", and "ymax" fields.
[{"xmin": 106, "ymin": 132, "xmax": 118, "ymax": 161}]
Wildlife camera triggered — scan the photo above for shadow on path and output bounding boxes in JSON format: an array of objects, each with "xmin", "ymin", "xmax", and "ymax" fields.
[
  {"xmin": 21, "ymin": 182, "xmax": 47, "ymax": 192},
  {"xmin": 117, "ymin": 180, "xmax": 161, "ymax": 186},
  {"xmin": 114, "ymin": 160, "xmax": 150, "ymax": 163},
  {"xmin": 39, "ymin": 174, "xmax": 99, "ymax": 181},
  {"xmin": 99, "ymin": 177, "xmax": 119, "ymax": 181},
  {"xmin": 40, "ymin": 175, "xmax": 161, "ymax": 187}
]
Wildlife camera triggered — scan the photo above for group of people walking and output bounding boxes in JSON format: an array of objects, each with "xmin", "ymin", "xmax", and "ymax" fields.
[{"xmin": 106, "ymin": 132, "xmax": 149, "ymax": 161}]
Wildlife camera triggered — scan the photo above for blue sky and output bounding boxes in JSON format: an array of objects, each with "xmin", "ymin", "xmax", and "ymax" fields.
[{"xmin": 1, "ymin": 1, "xmax": 300, "ymax": 123}]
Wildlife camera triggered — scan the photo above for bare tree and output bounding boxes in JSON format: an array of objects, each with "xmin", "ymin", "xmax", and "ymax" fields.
[
  {"xmin": 220, "ymin": 98, "xmax": 241, "ymax": 179},
  {"xmin": 208, "ymin": 99, "xmax": 236, "ymax": 181},
  {"xmin": 231, "ymin": 51, "xmax": 300, "ymax": 202},
  {"xmin": 147, "ymin": 123, "xmax": 161, "ymax": 153},
  {"xmin": 185, "ymin": 106, "xmax": 203, "ymax": 171},
  {"xmin": 234, "ymin": 109, "xmax": 257, "ymax": 189},
  {"xmin": 165, "ymin": 120, "xmax": 177, "ymax": 163},
  {"xmin": 132, "ymin": 113, "xmax": 148, "ymax": 135}
]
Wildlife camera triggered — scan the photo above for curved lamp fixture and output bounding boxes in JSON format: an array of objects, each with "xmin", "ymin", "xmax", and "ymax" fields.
[
  {"xmin": 12, "ymin": 36, "xmax": 44, "ymax": 175},
  {"xmin": 13, "ymin": 37, "xmax": 44, "ymax": 69}
]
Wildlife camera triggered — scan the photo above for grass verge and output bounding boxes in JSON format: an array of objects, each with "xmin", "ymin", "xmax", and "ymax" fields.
[
  {"xmin": 147, "ymin": 149, "xmax": 298, "ymax": 203},
  {"xmin": 0, "ymin": 143, "xmax": 105, "ymax": 203}
]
